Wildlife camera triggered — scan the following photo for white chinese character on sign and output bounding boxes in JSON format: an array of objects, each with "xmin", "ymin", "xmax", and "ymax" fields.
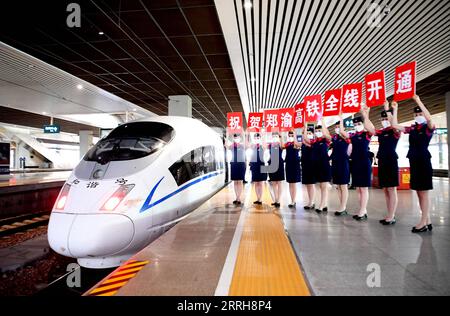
[
  {"xmin": 229, "ymin": 116, "xmax": 241, "ymax": 130},
  {"xmin": 281, "ymin": 112, "xmax": 292, "ymax": 128},
  {"xmin": 325, "ymin": 94, "xmax": 339, "ymax": 112},
  {"xmin": 266, "ymin": 114, "xmax": 278, "ymax": 128},
  {"xmin": 367, "ymin": 79, "xmax": 382, "ymax": 101},
  {"xmin": 306, "ymin": 100, "xmax": 320, "ymax": 118},
  {"xmin": 396, "ymin": 70, "xmax": 412, "ymax": 94},
  {"xmin": 249, "ymin": 116, "xmax": 261, "ymax": 128},
  {"xmin": 295, "ymin": 110, "xmax": 303, "ymax": 124},
  {"xmin": 343, "ymin": 89, "xmax": 359, "ymax": 107}
]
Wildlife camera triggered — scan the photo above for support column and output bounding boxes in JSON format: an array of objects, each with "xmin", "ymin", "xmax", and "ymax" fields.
[
  {"xmin": 79, "ymin": 130, "xmax": 93, "ymax": 159},
  {"xmin": 446, "ymin": 92, "xmax": 450, "ymax": 178},
  {"xmin": 168, "ymin": 95, "xmax": 192, "ymax": 118}
]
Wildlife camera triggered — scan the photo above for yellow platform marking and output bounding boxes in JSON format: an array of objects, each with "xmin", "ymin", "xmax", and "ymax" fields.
[
  {"xmin": 86, "ymin": 260, "xmax": 149, "ymax": 296},
  {"xmin": 229, "ymin": 185, "xmax": 310, "ymax": 296}
]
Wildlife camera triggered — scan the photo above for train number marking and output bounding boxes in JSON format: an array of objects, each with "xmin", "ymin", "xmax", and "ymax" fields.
[
  {"xmin": 86, "ymin": 181, "xmax": 100, "ymax": 189},
  {"xmin": 115, "ymin": 178, "xmax": 128, "ymax": 185}
]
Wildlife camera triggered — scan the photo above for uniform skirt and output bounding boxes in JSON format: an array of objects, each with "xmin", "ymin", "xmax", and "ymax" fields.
[
  {"xmin": 268, "ymin": 161, "xmax": 285, "ymax": 181},
  {"xmin": 230, "ymin": 162, "xmax": 246, "ymax": 181},
  {"xmin": 351, "ymin": 157, "xmax": 372, "ymax": 187},
  {"xmin": 301, "ymin": 159, "xmax": 315, "ymax": 184},
  {"xmin": 332, "ymin": 159, "xmax": 350, "ymax": 185},
  {"xmin": 250, "ymin": 163, "xmax": 267, "ymax": 182},
  {"xmin": 409, "ymin": 157, "xmax": 433, "ymax": 191},
  {"xmin": 314, "ymin": 158, "xmax": 332, "ymax": 183},
  {"xmin": 285, "ymin": 160, "xmax": 301, "ymax": 183},
  {"xmin": 378, "ymin": 157, "xmax": 399, "ymax": 188}
]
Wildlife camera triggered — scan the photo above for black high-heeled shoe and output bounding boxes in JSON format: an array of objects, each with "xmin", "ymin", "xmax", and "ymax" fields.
[
  {"xmin": 412, "ymin": 226, "xmax": 428, "ymax": 233},
  {"xmin": 428, "ymin": 224, "xmax": 433, "ymax": 231},
  {"xmin": 274, "ymin": 203, "xmax": 281, "ymax": 208},
  {"xmin": 253, "ymin": 201, "xmax": 262, "ymax": 205},
  {"xmin": 353, "ymin": 214, "xmax": 368, "ymax": 221},
  {"xmin": 334, "ymin": 210, "xmax": 348, "ymax": 217},
  {"xmin": 304, "ymin": 204, "xmax": 315, "ymax": 210},
  {"xmin": 288, "ymin": 203, "xmax": 296, "ymax": 209},
  {"xmin": 380, "ymin": 218, "xmax": 396, "ymax": 226}
]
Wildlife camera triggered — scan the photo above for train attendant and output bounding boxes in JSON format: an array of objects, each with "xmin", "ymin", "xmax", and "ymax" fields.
[
  {"xmin": 284, "ymin": 130, "xmax": 302, "ymax": 208},
  {"xmin": 392, "ymin": 95, "xmax": 435, "ymax": 233},
  {"xmin": 302, "ymin": 126, "xmax": 316, "ymax": 210},
  {"xmin": 332, "ymin": 115, "xmax": 352, "ymax": 216},
  {"xmin": 312, "ymin": 120, "xmax": 332, "ymax": 213},
  {"xmin": 267, "ymin": 133, "xmax": 285, "ymax": 208},
  {"xmin": 249, "ymin": 133, "xmax": 267, "ymax": 205},
  {"xmin": 376, "ymin": 101, "xmax": 401, "ymax": 225},
  {"xmin": 229, "ymin": 133, "xmax": 246, "ymax": 205},
  {"xmin": 340, "ymin": 104, "xmax": 376, "ymax": 221}
]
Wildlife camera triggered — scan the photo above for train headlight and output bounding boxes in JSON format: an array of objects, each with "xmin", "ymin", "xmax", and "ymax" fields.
[
  {"xmin": 55, "ymin": 184, "xmax": 71, "ymax": 210},
  {"xmin": 101, "ymin": 184, "xmax": 135, "ymax": 211}
]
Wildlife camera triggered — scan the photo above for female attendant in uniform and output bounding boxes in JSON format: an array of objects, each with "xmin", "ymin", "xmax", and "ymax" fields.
[
  {"xmin": 228, "ymin": 134, "xmax": 246, "ymax": 205},
  {"xmin": 284, "ymin": 130, "xmax": 302, "ymax": 208},
  {"xmin": 340, "ymin": 105, "xmax": 376, "ymax": 221},
  {"xmin": 302, "ymin": 126, "xmax": 316, "ymax": 210},
  {"xmin": 392, "ymin": 95, "xmax": 435, "ymax": 233},
  {"xmin": 332, "ymin": 116, "xmax": 352, "ymax": 216},
  {"xmin": 311, "ymin": 120, "xmax": 332, "ymax": 213},
  {"xmin": 376, "ymin": 101, "xmax": 401, "ymax": 225},
  {"xmin": 268, "ymin": 133, "xmax": 285, "ymax": 208},
  {"xmin": 249, "ymin": 133, "xmax": 267, "ymax": 205}
]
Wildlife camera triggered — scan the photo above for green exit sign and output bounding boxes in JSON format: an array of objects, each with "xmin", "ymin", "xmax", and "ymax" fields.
[{"xmin": 43, "ymin": 125, "xmax": 60, "ymax": 134}]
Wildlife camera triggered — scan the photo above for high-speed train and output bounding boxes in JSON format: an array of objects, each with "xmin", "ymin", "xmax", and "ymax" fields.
[{"xmin": 48, "ymin": 116, "xmax": 226, "ymax": 268}]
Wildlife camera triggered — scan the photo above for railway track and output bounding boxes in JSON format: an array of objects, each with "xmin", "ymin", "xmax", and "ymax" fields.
[{"xmin": 0, "ymin": 212, "xmax": 50, "ymax": 238}]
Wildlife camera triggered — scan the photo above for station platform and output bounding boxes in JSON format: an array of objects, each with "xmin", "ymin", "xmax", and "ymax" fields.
[
  {"xmin": 86, "ymin": 179, "xmax": 450, "ymax": 296},
  {"xmin": 0, "ymin": 171, "xmax": 70, "ymax": 218}
]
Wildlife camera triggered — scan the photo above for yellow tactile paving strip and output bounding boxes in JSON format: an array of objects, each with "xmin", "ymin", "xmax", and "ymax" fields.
[{"xmin": 229, "ymin": 185, "xmax": 310, "ymax": 296}]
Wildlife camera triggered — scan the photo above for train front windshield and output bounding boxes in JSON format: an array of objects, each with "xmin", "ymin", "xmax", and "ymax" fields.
[{"xmin": 84, "ymin": 122, "xmax": 174, "ymax": 164}]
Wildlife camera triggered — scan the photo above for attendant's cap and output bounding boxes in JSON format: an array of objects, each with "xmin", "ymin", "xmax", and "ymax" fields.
[
  {"xmin": 316, "ymin": 125, "xmax": 323, "ymax": 129},
  {"xmin": 254, "ymin": 133, "xmax": 261, "ymax": 137},
  {"xmin": 414, "ymin": 106, "xmax": 423, "ymax": 114},
  {"xmin": 307, "ymin": 127, "xmax": 314, "ymax": 133},
  {"xmin": 353, "ymin": 116, "xmax": 364, "ymax": 124},
  {"xmin": 335, "ymin": 121, "xmax": 340, "ymax": 126},
  {"xmin": 233, "ymin": 133, "xmax": 240, "ymax": 138}
]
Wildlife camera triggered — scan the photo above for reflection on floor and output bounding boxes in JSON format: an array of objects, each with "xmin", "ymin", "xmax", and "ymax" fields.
[
  {"xmin": 278, "ymin": 178, "xmax": 450, "ymax": 296},
  {"xmin": 0, "ymin": 171, "xmax": 71, "ymax": 188}
]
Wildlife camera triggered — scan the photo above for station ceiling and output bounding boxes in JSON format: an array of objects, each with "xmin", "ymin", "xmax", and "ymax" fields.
[{"xmin": 0, "ymin": 0, "xmax": 449, "ymax": 130}]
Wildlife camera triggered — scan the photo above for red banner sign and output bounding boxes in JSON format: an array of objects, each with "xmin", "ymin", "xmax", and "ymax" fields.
[
  {"xmin": 304, "ymin": 95, "xmax": 323, "ymax": 122},
  {"xmin": 247, "ymin": 112, "xmax": 263, "ymax": 132},
  {"xmin": 263, "ymin": 109, "xmax": 281, "ymax": 133},
  {"xmin": 323, "ymin": 89, "xmax": 342, "ymax": 117},
  {"xmin": 293, "ymin": 103, "xmax": 305, "ymax": 129},
  {"xmin": 365, "ymin": 71, "xmax": 386, "ymax": 107},
  {"xmin": 394, "ymin": 61, "xmax": 416, "ymax": 101},
  {"xmin": 227, "ymin": 112, "xmax": 243, "ymax": 133},
  {"xmin": 278, "ymin": 108, "xmax": 295, "ymax": 132},
  {"xmin": 341, "ymin": 83, "xmax": 362, "ymax": 113}
]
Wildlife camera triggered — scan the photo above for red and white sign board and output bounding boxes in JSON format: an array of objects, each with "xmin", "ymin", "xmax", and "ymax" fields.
[
  {"xmin": 247, "ymin": 112, "xmax": 263, "ymax": 132},
  {"xmin": 323, "ymin": 89, "xmax": 342, "ymax": 117},
  {"xmin": 278, "ymin": 108, "xmax": 295, "ymax": 132},
  {"xmin": 263, "ymin": 109, "xmax": 281, "ymax": 133},
  {"xmin": 341, "ymin": 83, "xmax": 362, "ymax": 113},
  {"xmin": 293, "ymin": 103, "xmax": 305, "ymax": 129},
  {"xmin": 304, "ymin": 95, "xmax": 323, "ymax": 122},
  {"xmin": 394, "ymin": 61, "xmax": 416, "ymax": 101},
  {"xmin": 227, "ymin": 112, "xmax": 243, "ymax": 133},
  {"xmin": 365, "ymin": 71, "xmax": 386, "ymax": 107}
]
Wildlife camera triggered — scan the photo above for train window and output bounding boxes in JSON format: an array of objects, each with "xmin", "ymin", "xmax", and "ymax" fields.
[
  {"xmin": 106, "ymin": 122, "xmax": 175, "ymax": 143},
  {"xmin": 169, "ymin": 146, "xmax": 218, "ymax": 187}
]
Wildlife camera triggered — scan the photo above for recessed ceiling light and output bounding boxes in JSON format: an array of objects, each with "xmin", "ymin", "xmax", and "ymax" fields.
[
  {"xmin": 77, "ymin": 84, "xmax": 83, "ymax": 90},
  {"xmin": 42, "ymin": 112, "xmax": 47, "ymax": 115},
  {"xmin": 98, "ymin": 31, "xmax": 104, "ymax": 35},
  {"xmin": 244, "ymin": 0, "xmax": 252, "ymax": 9},
  {"xmin": 133, "ymin": 108, "xmax": 137, "ymax": 112}
]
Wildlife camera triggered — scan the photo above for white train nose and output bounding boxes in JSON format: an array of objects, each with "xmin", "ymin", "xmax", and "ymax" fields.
[{"xmin": 48, "ymin": 213, "xmax": 135, "ymax": 258}]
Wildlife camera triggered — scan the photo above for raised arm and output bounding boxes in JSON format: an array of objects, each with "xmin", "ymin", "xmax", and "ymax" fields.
[
  {"xmin": 302, "ymin": 124, "xmax": 311, "ymax": 146},
  {"xmin": 338, "ymin": 112, "xmax": 350, "ymax": 139},
  {"xmin": 413, "ymin": 95, "xmax": 435, "ymax": 130},
  {"xmin": 391, "ymin": 101, "xmax": 406, "ymax": 132},
  {"xmin": 361, "ymin": 104, "xmax": 376, "ymax": 135},
  {"xmin": 321, "ymin": 118, "xmax": 332, "ymax": 141}
]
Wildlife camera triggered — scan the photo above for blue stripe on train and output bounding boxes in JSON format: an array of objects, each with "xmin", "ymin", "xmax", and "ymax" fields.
[{"xmin": 140, "ymin": 170, "xmax": 224, "ymax": 213}]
